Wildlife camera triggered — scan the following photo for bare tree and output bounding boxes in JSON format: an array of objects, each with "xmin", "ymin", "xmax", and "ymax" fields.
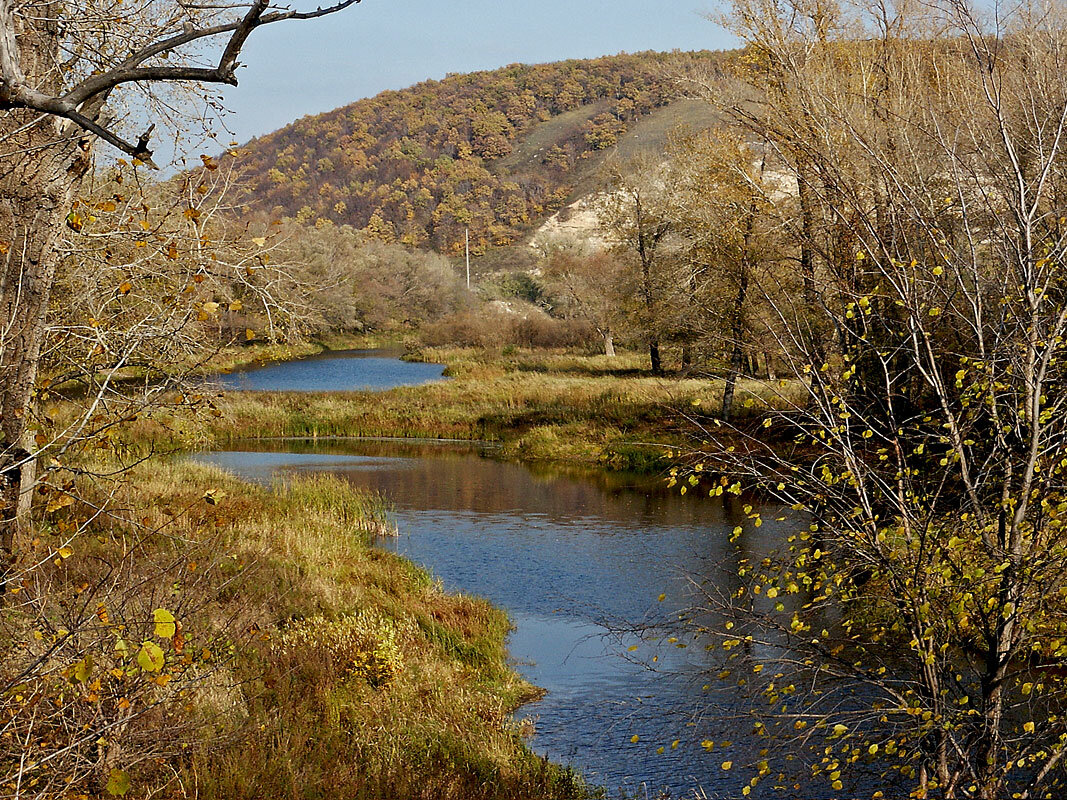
[
  {"xmin": 598, "ymin": 155, "xmax": 679, "ymax": 375},
  {"xmin": 661, "ymin": 0, "xmax": 1067, "ymax": 797},
  {"xmin": 0, "ymin": 0, "xmax": 360, "ymax": 583},
  {"xmin": 536, "ymin": 235, "xmax": 624, "ymax": 357}
]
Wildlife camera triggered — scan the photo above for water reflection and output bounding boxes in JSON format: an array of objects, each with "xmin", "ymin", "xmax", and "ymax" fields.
[
  {"xmin": 195, "ymin": 439, "xmax": 804, "ymax": 796},
  {"xmin": 207, "ymin": 349, "xmax": 447, "ymax": 392}
]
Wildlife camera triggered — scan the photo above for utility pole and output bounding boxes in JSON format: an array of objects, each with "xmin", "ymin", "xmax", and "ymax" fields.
[{"xmin": 465, "ymin": 226, "xmax": 471, "ymax": 290}]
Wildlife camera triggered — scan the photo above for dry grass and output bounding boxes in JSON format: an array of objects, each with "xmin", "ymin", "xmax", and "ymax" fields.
[
  {"xmin": 125, "ymin": 346, "xmax": 804, "ymax": 471},
  {"xmin": 25, "ymin": 458, "xmax": 592, "ymax": 800}
]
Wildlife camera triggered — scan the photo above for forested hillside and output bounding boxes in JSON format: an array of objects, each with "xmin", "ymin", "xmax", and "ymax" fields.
[{"xmin": 235, "ymin": 51, "xmax": 725, "ymax": 255}]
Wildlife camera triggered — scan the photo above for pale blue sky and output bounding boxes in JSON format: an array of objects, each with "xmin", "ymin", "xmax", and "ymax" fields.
[{"xmin": 216, "ymin": 0, "xmax": 733, "ymax": 144}]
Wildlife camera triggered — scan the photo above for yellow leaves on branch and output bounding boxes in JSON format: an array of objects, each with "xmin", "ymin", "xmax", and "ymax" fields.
[
  {"xmin": 46, "ymin": 493, "xmax": 74, "ymax": 514},
  {"xmin": 153, "ymin": 608, "xmax": 177, "ymax": 639},
  {"xmin": 203, "ymin": 488, "xmax": 225, "ymax": 505},
  {"xmin": 137, "ymin": 641, "xmax": 164, "ymax": 672},
  {"xmin": 105, "ymin": 768, "xmax": 131, "ymax": 796}
]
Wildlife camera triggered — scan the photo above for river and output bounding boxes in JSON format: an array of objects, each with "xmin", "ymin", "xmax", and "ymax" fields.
[
  {"xmin": 209, "ymin": 347, "xmax": 447, "ymax": 392},
  {"xmin": 194, "ymin": 351, "xmax": 826, "ymax": 797}
]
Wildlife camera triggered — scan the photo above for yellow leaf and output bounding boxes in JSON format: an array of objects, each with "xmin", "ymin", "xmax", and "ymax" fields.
[
  {"xmin": 137, "ymin": 641, "xmax": 165, "ymax": 672},
  {"xmin": 251, "ymin": 237, "xmax": 267, "ymax": 247},
  {"xmin": 631, "ymin": 734, "xmax": 639, "ymax": 743},
  {"xmin": 105, "ymin": 768, "xmax": 130, "ymax": 796},
  {"xmin": 73, "ymin": 654, "xmax": 93, "ymax": 683},
  {"xmin": 58, "ymin": 545, "xmax": 73, "ymax": 559},
  {"xmin": 721, "ymin": 761, "xmax": 733, "ymax": 770},
  {"xmin": 153, "ymin": 608, "xmax": 176, "ymax": 639},
  {"xmin": 118, "ymin": 281, "xmax": 132, "ymax": 295},
  {"xmin": 228, "ymin": 300, "xmax": 243, "ymax": 312}
]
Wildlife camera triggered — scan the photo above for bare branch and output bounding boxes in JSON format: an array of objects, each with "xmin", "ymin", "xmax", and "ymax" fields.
[{"xmin": 0, "ymin": 0, "xmax": 361, "ymax": 161}]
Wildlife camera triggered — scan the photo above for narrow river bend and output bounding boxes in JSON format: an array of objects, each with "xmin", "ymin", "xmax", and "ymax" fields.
[
  {"xmin": 197, "ymin": 350, "xmax": 805, "ymax": 796},
  {"xmin": 194, "ymin": 438, "xmax": 797, "ymax": 796}
]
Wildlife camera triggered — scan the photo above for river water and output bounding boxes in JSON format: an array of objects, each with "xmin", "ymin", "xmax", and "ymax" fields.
[
  {"xmin": 194, "ymin": 437, "xmax": 807, "ymax": 797},
  {"xmin": 197, "ymin": 352, "xmax": 841, "ymax": 797},
  {"xmin": 209, "ymin": 348, "xmax": 447, "ymax": 392}
]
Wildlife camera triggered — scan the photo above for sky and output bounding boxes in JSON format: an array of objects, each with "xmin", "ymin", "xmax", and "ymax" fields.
[{"xmin": 213, "ymin": 0, "xmax": 734, "ymax": 145}]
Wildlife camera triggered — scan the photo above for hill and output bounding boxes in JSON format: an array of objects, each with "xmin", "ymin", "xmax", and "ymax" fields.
[{"xmin": 233, "ymin": 51, "xmax": 727, "ymax": 256}]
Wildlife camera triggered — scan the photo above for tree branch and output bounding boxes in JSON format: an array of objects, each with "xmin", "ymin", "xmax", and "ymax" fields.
[{"xmin": 0, "ymin": 0, "xmax": 361, "ymax": 163}]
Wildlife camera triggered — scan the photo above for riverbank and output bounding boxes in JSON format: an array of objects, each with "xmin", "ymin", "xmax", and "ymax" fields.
[
  {"xmin": 37, "ymin": 457, "xmax": 592, "ymax": 800},
  {"xmin": 136, "ymin": 344, "xmax": 800, "ymax": 472},
  {"xmin": 24, "ymin": 342, "xmax": 793, "ymax": 797}
]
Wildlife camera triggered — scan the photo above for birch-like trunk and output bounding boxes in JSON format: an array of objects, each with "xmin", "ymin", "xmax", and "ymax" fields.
[{"xmin": 0, "ymin": 14, "xmax": 90, "ymax": 587}]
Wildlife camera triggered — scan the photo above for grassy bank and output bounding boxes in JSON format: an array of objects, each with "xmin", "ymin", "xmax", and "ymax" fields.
[
  {"xmin": 17, "ymin": 344, "xmax": 794, "ymax": 796},
  {"xmin": 143, "ymin": 346, "xmax": 801, "ymax": 471},
  {"xmin": 15, "ymin": 458, "xmax": 591, "ymax": 799}
]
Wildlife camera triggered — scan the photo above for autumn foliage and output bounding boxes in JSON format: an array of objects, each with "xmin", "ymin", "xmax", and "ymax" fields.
[{"xmin": 234, "ymin": 52, "xmax": 723, "ymax": 255}]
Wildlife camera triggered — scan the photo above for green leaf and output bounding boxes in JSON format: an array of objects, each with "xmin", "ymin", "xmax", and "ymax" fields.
[
  {"xmin": 153, "ymin": 608, "xmax": 176, "ymax": 639},
  {"xmin": 137, "ymin": 641, "xmax": 165, "ymax": 672},
  {"xmin": 106, "ymin": 769, "xmax": 130, "ymax": 796}
]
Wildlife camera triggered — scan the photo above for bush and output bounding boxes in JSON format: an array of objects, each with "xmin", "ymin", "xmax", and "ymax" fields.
[
  {"xmin": 274, "ymin": 613, "xmax": 408, "ymax": 687},
  {"xmin": 422, "ymin": 305, "xmax": 594, "ymax": 349},
  {"xmin": 509, "ymin": 315, "xmax": 592, "ymax": 349}
]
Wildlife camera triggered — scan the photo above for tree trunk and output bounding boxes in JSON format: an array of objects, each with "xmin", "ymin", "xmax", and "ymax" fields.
[
  {"xmin": 797, "ymin": 163, "xmax": 826, "ymax": 395},
  {"xmin": 0, "ymin": 18, "xmax": 92, "ymax": 588},
  {"xmin": 681, "ymin": 341, "xmax": 692, "ymax": 371},
  {"xmin": 722, "ymin": 212, "xmax": 754, "ymax": 421},
  {"xmin": 649, "ymin": 339, "xmax": 662, "ymax": 376},
  {"xmin": 603, "ymin": 328, "xmax": 615, "ymax": 358},
  {"xmin": 722, "ymin": 342, "xmax": 745, "ymax": 421}
]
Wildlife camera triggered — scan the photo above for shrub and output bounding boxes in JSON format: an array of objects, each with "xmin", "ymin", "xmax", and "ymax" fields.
[{"xmin": 273, "ymin": 612, "xmax": 409, "ymax": 688}]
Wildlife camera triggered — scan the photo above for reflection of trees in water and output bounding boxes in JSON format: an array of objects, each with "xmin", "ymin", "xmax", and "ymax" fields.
[{"xmin": 213, "ymin": 440, "xmax": 823, "ymax": 795}]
